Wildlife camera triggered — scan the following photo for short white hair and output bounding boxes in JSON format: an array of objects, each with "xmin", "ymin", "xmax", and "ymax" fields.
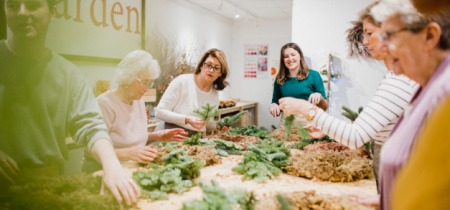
[
  {"xmin": 371, "ymin": 0, "xmax": 424, "ymax": 29},
  {"xmin": 115, "ymin": 50, "xmax": 160, "ymax": 85}
]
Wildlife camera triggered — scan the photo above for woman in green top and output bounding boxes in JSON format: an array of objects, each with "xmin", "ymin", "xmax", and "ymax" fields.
[{"xmin": 270, "ymin": 43, "xmax": 328, "ymax": 127}]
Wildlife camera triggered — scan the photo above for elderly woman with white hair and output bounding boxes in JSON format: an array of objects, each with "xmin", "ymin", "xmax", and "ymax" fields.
[
  {"xmin": 370, "ymin": 1, "xmax": 450, "ymax": 209},
  {"xmin": 83, "ymin": 50, "xmax": 188, "ymax": 173}
]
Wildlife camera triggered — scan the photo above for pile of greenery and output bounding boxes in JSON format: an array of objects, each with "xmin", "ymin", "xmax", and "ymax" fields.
[
  {"xmin": 232, "ymin": 142, "xmax": 286, "ymax": 183},
  {"xmin": 224, "ymin": 125, "xmax": 272, "ymax": 139},
  {"xmin": 133, "ymin": 166, "xmax": 193, "ymax": 200},
  {"xmin": 217, "ymin": 110, "xmax": 248, "ymax": 130},
  {"xmin": 182, "ymin": 132, "xmax": 243, "ymax": 157},
  {"xmin": 182, "ymin": 132, "xmax": 214, "ymax": 147},
  {"xmin": 3, "ymin": 174, "xmax": 124, "ymax": 210},
  {"xmin": 181, "ymin": 180, "xmax": 257, "ymax": 210},
  {"xmin": 212, "ymin": 139, "xmax": 243, "ymax": 157},
  {"xmin": 254, "ymin": 139, "xmax": 291, "ymax": 168},
  {"xmin": 133, "ymin": 145, "xmax": 206, "ymax": 200},
  {"xmin": 194, "ymin": 103, "xmax": 220, "ymax": 122},
  {"xmin": 287, "ymin": 125, "xmax": 335, "ymax": 150}
]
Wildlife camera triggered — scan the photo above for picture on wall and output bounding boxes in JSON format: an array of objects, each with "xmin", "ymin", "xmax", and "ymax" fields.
[{"xmin": 244, "ymin": 44, "xmax": 269, "ymax": 79}]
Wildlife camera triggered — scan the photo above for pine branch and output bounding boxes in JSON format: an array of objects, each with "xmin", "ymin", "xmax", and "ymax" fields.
[
  {"xmin": 193, "ymin": 103, "xmax": 219, "ymax": 122},
  {"xmin": 284, "ymin": 115, "xmax": 295, "ymax": 140}
]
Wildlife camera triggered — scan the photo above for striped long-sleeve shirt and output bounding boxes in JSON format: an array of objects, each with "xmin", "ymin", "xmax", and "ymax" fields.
[{"xmin": 310, "ymin": 71, "xmax": 418, "ymax": 149}]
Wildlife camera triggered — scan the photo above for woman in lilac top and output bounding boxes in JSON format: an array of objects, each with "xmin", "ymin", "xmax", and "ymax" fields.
[
  {"xmin": 83, "ymin": 50, "xmax": 188, "ymax": 173},
  {"xmin": 370, "ymin": 0, "xmax": 450, "ymax": 209}
]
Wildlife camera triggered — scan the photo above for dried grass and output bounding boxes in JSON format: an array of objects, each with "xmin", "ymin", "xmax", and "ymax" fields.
[
  {"xmin": 270, "ymin": 129, "xmax": 303, "ymax": 142},
  {"xmin": 153, "ymin": 144, "xmax": 221, "ymax": 167},
  {"xmin": 260, "ymin": 190, "xmax": 375, "ymax": 210},
  {"xmin": 283, "ymin": 149, "xmax": 374, "ymax": 182},
  {"xmin": 209, "ymin": 134, "xmax": 260, "ymax": 149}
]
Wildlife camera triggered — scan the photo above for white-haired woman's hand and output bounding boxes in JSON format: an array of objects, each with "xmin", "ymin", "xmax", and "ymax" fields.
[
  {"xmin": 185, "ymin": 116, "xmax": 207, "ymax": 130},
  {"xmin": 152, "ymin": 129, "xmax": 188, "ymax": 142},
  {"xmin": 127, "ymin": 146, "xmax": 157, "ymax": 164},
  {"xmin": 269, "ymin": 103, "xmax": 281, "ymax": 117},
  {"xmin": 308, "ymin": 93, "xmax": 323, "ymax": 105}
]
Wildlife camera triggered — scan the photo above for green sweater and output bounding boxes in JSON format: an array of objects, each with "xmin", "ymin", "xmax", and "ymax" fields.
[
  {"xmin": 272, "ymin": 70, "xmax": 327, "ymax": 105},
  {"xmin": 0, "ymin": 40, "xmax": 110, "ymax": 169}
]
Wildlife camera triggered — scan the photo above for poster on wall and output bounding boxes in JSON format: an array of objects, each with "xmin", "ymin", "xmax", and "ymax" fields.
[
  {"xmin": 244, "ymin": 44, "xmax": 268, "ymax": 79},
  {"xmin": 44, "ymin": 0, "xmax": 143, "ymax": 60}
]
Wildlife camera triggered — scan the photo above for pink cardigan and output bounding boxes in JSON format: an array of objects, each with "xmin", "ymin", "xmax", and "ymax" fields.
[{"xmin": 97, "ymin": 90, "xmax": 148, "ymax": 148}]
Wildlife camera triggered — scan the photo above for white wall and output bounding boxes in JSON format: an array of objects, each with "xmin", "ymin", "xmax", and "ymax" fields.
[
  {"xmin": 71, "ymin": 0, "xmax": 233, "ymax": 91},
  {"xmin": 292, "ymin": 0, "xmax": 387, "ymax": 121},
  {"xmin": 230, "ymin": 20, "xmax": 292, "ymax": 130}
]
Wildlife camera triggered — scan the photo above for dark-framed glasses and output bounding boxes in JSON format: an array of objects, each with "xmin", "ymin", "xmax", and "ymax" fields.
[
  {"xmin": 378, "ymin": 28, "xmax": 409, "ymax": 43},
  {"xmin": 203, "ymin": 63, "xmax": 221, "ymax": 73}
]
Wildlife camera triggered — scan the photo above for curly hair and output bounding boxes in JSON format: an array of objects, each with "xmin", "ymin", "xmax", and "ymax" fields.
[
  {"xmin": 194, "ymin": 48, "xmax": 229, "ymax": 91},
  {"xmin": 115, "ymin": 50, "xmax": 160, "ymax": 86}
]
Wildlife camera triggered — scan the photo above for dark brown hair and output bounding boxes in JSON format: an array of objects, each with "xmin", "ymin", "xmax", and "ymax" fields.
[
  {"xmin": 195, "ymin": 48, "xmax": 229, "ymax": 91},
  {"xmin": 276, "ymin": 43, "xmax": 309, "ymax": 85}
]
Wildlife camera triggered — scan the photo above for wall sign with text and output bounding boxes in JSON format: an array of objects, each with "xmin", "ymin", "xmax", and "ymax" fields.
[{"xmin": 45, "ymin": 0, "xmax": 143, "ymax": 60}]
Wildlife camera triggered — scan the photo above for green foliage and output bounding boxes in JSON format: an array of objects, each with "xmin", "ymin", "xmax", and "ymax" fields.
[
  {"xmin": 133, "ymin": 167, "xmax": 193, "ymax": 200},
  {"xmin": 181, "ymin": 180, "xmax": 257, "ymax": 210},
  {"xmin": 182, "ymin": 132, "xmax": 214, "ymax": 147},
  {"xmin": 224, "ymin": 125, "xmax": 271, "ymax": 139},
  {"xmin": 217, "ymin": 111, "xmax": 248, "ymax": 129},
  {"xmin": 133, "ymin": 146, "xmax": 205, "ymax": 200},
  {"xmin": 212, "ymin": 139, "xmax": 244, "ymax": 156},
  {"xmin": 295, "ymin": 125, "xmax": 311, "ymax": 140},
  {"xmin": 284, "ymin": 115, "xmax": 295, "ymax": 140},
  {"xmin": 254, "ymin": 139, "xmax": 291, "ymax": 168},
  {"xmin": 276, "ymin": 194, "xmax": 293, "ymax": 210},
  {"xmin": 232, "ymin": 143, "xmax": 284, "ymax": 183},
  {"xmin": 288, "ymin": 128, "xmax": 335, "ymax": 150},
  {"xmin": 182, "ymin": 133, "xmax": 243, "ymax": 157},
  {"xmin": 194, "ymin": 103, "xmax": 220, "ymax": 122},
  {"xmin": 341, "ymin": 106, "xmax": 364, "ymax": 121},
  {"xmin": 364, "ymin": 142, "xmax": 371, "ymax": 151},
  {"xmin": 358, "ymin": 106, "xmax": 364, "ymax": 113}
]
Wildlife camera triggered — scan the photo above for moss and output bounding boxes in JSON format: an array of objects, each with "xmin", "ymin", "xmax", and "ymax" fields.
[{"xmin": 5, "ymin": 174, "xmax": 125, "ymax": 210}]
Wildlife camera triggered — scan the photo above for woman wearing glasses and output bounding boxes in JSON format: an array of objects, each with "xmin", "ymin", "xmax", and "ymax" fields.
[
  {"xmin": 83, "ymin": 50, "xmax": 188, "ymax": 173},
  {"xmin": 278, "ymin": 2, "xmax": 418, "ymax": 205},
  {"xmin": 269, "ymin": 43, "xmax": 329, "ymax": 128},
  {"xmin": 155, "ymin": 48, "xmax": 230, "ymax": 136}
]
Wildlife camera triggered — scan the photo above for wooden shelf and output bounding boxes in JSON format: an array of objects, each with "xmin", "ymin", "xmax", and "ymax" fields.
[{"xmin": 203, "ymin": 101, "xmax": 258, "ymax": 138}]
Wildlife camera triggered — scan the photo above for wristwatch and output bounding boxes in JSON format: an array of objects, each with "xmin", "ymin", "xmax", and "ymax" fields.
[{"xmin": 306, "ymin": 106, "xmax": 319, "ymax": 122}]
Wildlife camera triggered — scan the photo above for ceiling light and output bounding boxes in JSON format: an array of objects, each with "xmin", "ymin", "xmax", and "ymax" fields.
[{"xmin": 234, "ymin": 7, "xmax": 240, "ymax": 19}]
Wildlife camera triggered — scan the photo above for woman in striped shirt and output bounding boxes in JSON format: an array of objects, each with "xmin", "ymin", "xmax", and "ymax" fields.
[{"xmin": 279, "ymin": 0, "xmax": 417, "ymax": 192}]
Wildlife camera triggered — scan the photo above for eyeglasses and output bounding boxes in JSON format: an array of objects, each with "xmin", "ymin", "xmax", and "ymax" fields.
[
  {"xmin": 135, "ymin": 78, "xmax": 152, "ymax": 88},
  {"xmin": 378, "ymin": 28, "xmax": 409, "ymax": 44},
  {"xmin": 203, "ymin": 63, "xmax": 222, "ymax": 73}
]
